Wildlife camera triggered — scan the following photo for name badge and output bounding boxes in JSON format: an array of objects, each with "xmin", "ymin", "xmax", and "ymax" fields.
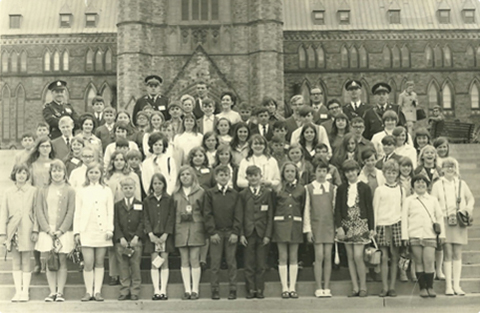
[
  {"xmin": 200, "ymin": 168, "xmax": 210, "ymax": 174},
  {"xmin": 71, "ymin": 158, "xmax": 80, "ymax": 165},
  {"xmin": 65, "ymin": 108, "xmax": 72, "ymax": 114},
  {"xmin": 44, "ymin": 163, "xmax": 51, "ymax": 168},
  {"xmin": 320, "ymin": 114, "xmax": 328, "ymax": 119},
  {"xmin": 133, "ymin": 204, "xmax": 143, "ymax": 211},
  {"xmin": 159, "ymin": 105, "xmax": 166, "ymax": 111},
  {"xmin": 284, "ymin": 144, "xmax": 290, "ymax": 150},
  {"xmin": 186, "ymin": 205, "xmax": 192, "ymax": 213},
  {"xmin": 313, "ymin": 188, "xmax": 323, "ymax": 195},
  {"xmin": 261, "ymin": 205, "xmax": 268, "ymax": 212},
  {"xmin": 326, "ymin": 173, "xmax": 332, "ymax": 180}
]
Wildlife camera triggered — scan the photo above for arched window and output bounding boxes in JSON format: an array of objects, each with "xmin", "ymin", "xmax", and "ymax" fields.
[
  {"xmin": 350, "ymin": 46, "xmax": 358, "ymax": 68},
  {"xmin": 95, "ymin": 50, "xmax": 103, "ymax": 71},
  {"xmin": 434, "ymin": 45, "xmax": 443, "ymax": 67},
  {"xmin": 10, "ymin": 51, "xmax": 18, "ymax": 73},
  {"xmin": 425, "ymin": 45, "xmax": 433, "ymax": 67},
  {"xmin": 85, "ymin": 84, "xmax": 98, "ymax": 110},
  {"xmin": 341, "ymin": 46, "xmax": 349, "ymax": 68},
  {"xmin": 20, "ymin": 50, "xmax": 27, "ymax": 72},
  {"xmin": 471, "ymin": 82, "xmax": 479, "ymax": 109},
  {"xmin": 16, "ymin": 85, "xmax": 25, "ymax": 139},
  {"xmin": 101, "ymin": 84, "xmax": 112, "ymax": 107},
  {"xmin": 428, "ymin": 82, "xmax": 439, "ymax": 108},
  {"xmin": 442, "ymin": 84, "xmax": 453, "ymax": 110},
  {"xmin": 298, "ymin": 45, "xmax": 306, "ymax": 69},
  {"xmin": 392, "ymin": 45, "xmax": 401, "ymax": 68},
  {"xmin": 388, "ymin": 79, "xmax": 397, "ymax": 104},
  {"xmin": 2, "ymin": 85, "xmax": 11, "ymax": 140},
  {"xmin": 105, "ymin": 48, "xmax": 112, "ymax": 71},
  {"xmin": 359, "ymin": 46, "xmax": 368, "ymax": 68},
  {"xmin": 86, "ymin": 48, "xmax": 94, "ymax": 71},
  {"xmin": 443, "ymin": 46, "xmax": 452, "ymax": 67},
  {"xmin": 306, "ymin": 46, "xmax": 315, "ymax": 69},
  {"xmin": 477, "ymin": 47, "xmax": 480, "ymax": 67},
  {"xmin": 466, "ymin": 46, "xmax": 475, "ymax": 67},
  {"xmin": 401, "ymin": 45, "xmax": 410, "ymax": 68},
  {"xmin": 316, "ymin": 46, "xmax": 325, "ymax": 68},
  {"xmin": 1, "ymin": 52, "xmax": 8, "ymax": 73},
  {"xmin": 383, "ymin": 46, "xmax": 391, "ymax": 68},
  {"xmin": 44, "ymin": 50, "xmax": 51, "ymax": 71},
  {"xmin": 53, "ymin": 50, "xmax": 60, "ymax": 71},
  {"xmin": 63, "ymin": 50, "xmax": 69, "ymax": 71}
]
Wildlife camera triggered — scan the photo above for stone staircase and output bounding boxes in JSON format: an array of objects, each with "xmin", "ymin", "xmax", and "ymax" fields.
[{"xmin": 0, "ymin": 145, "xmax": 479, "ymax": 302}]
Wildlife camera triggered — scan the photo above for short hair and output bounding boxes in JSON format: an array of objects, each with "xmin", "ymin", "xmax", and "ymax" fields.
[
  {"xmin": 381, "ymin": 135, "xmax": 396, "ymax": 146},
  {"xmin": 342, "ymin": 159, "xmax": 360, "ymax": 172},
  {"xmin": 114, "ymin": 121, "xmax": 129, "ymax": 133},
  {"xmin": 58, "ymin": 116, "xmax": 74, "ymax": 127},
  {"xmin": 236, "ymin": 102, "xmax": 252, "ymax": 111},
  {"xmin": 48, "ymin": 159, "xmax": 68, "ymax": 185},
  {"xmin": 350, "ymin": 116, "xmax": 365, "ymax": 125},
  {"xmin": 202, "ymin": 131, "xmax": 219, "ymax": 150},
  {"xmin": 254, "ymin": 107, "xmax": 269, "ymax": 116},
  {"xmin": 220, "ymin": 91, "xmax": 237, "ymax": 106},
  {"xmin": 290, "ymin": 95, "xmax": 303, "ymax": 105},
  {"xmin": 202, "ymin": 98, "xmax": 215, "ymax": 108},
  {"xmin": 382, "ymin": 110, "xmax": 398, "ymax": 122},
  {"xmin": 261, "ymin": 97, "xmax": 278, "ymax": 108},
  {"xmin": 246, "ymin": 165, "xmax": 262, "ymax": 176},
  {"xmin": 382, "ymin": 159, "xmax": 400, "ymax": 174},
  {"xmin": 315, "ymin": 143, "xmax": 329, "ymax": 153},
  {"xmin": 180, "ymin": 94, "xmax": 195, "ymax": 107},
  {"xmin": 272, "ymin": 120, "xmax": 286, "ymax": 131},
  {"xmin": 417, "ymin": 145, "xmax": 437, "ymax": 167},
  {"xmin": 104, "ymin": 107, "xmax": 116, "ymax": 115},
  {"xmin": 21, "ymin": 133, "xmax": 34, "ymax": 140},
  {"xmin": 71, "ymin": 136, "xmax": 85, "ymax": 147},
  {"xmin": 270, "ymin": 135, "xmax": 285, "ymax": 145},
  {"xmin": 196, "ymin": 80, "xmax": 207, "ymax": 86},
  {"xmin": 120, "ymin": 176, "xmax": 136, "ymax": 187},
  {"xmin": 414, "ymin": 127, "xmax": 431, "ymax": 145},
  {"xmin": 440, "ymin": 157, "xmax": 460, "ymax": 175},
  {"xmin": 36, "ymin": 122, "xmax": 50, "ymax": 130},
  {"xmin": 92, "ymin": 96, "xmax": 105, "ymax": 106},
  {"xmin": 361, "ymin": 149, "xmax": 376, "ymax": 161},
  {"xmin": 433, "ymin": 137, "xmax": 449, "ymax": 156},
  {"xmin": 10, "ymin": 163, "xmax": 30, "ymax": 182},
  {"xmin": 80, "ymin": 114, "xmax": 97, "ymax": 131},
  {"xmin": 148, "ymin": 173, "xmax": 168, "ymax": 195},
  {"xmin": 399, "ymin": 156, "xmax": 413, "ymax": 168},
  {"xmin": 298, "ymin": 105, "xmax": 314, "ymax": 117},
  {"xmin": 214, "ymin": 164, "xmax": 231, "ymax": 176},
  {"xmin": 411, "ymin": 174, "xmax": 430, "ymax": 188},
  {"xmin": 148, "ymin": 132, "xmax": 169, "ymax": 154},
  {"xmin": 125, "ymin": 149, "xmax": 142, "ymax": 160},
  {"xmin": 214, "ymin": 144, "xmax": 233, "ymax": 165},
  {"xmin": 392, "ymin": 126, "xmax": 407, "ymax": 137},
  {"xmin": 326, "ymin": 99, "xmax": 341, "ymax": 109},
  {"xmin": 313, "ymin": 157, "xmax": 329, "ymax": 170},
  {"xmin": 115, "ymin": 138, "xmax": 129, "ymax": 148}
]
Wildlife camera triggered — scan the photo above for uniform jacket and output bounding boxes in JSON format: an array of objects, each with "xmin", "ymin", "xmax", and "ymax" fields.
[
  {"xmin": 42, "ymin": 101, "xmax": 79, "ymax": 139},
  {"xmin": 343, "ymin": 102, "xmax": 370, "ymax": 121},
  {"xmin": 132, "ymin": 95, "xmax": 170, "ymax": 123},
  {"xmin": 363, "ymin": 104, "xmax": 406, "ymax": 140},
  {"xmin": 249, "ymin": 122, "xmax": 274, "ymax": 141},
  {"xmin": 197, "ymin": 115, "xmax": 219, "ymax": 135},
  {"xmin": 114, "ymin": 198, "xmax": 144, "ymax": 242},
  {"xmin": 203, "ymin": 186, "xmax": 242, "ymax": 236}
]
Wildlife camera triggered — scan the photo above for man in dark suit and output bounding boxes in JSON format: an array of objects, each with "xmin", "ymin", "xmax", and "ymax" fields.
[
  {"xmin": 192, "ymin": 80, "xmax": 221, "ymax": 119},
  {"xmin": 309, "ymin": 87, "xmax": 330, "ymax": 125},
  {"xmin": 92, "ymin": 96, "xmax": 106, "ymax": 127},
  {"xmin": 132, "ymin": 75, "xmax": 170, "ymax": 124},
  {"xmin": 42, "ymin": 80, "xmax": 79, "ymax": 140},
  {"xmin": 363, "ymin": 83, "xmax": 406, "ymax": 140},
  {"xmin": 343, "ymin": 80, "xmax": 370, "ymax": 121},
  {"xmin": 250, "ymin": 107, "xmax": 274, "ymax": 141},
  {"xmin": 284, "ymin": 95, "xmax": 304, "ymax": 141},
  {"xmin": 51, "ymin": 116, "xmax": 74, "ymax": 162}
]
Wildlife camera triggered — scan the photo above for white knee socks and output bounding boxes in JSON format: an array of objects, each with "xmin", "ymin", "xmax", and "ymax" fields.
[
  {"xmin": 453, "ymin": 260, "xmax": 465, "ymax": 294},
  {"xmin": 181, "ymin": 267, "xmax": 192, "ymax": 293},
  {"xmin": 278, "ymin": 265, "xmax": 288, "ymax": 292},
  {"xmin": 191, "ymin": 267, "xmax": 201, "ymax": 293},
  {"xmin": 151, "ymin": 269, "xmax": 160, "ymax": 294},
  {"xmin": 289, "ymin": 264, "xmax": 298, "ymax": 292},
  {"xmin": 83, "ymin": 270, "xmax": 94, "ymax": 295},
  {"xmin": 444, "ymin": 261, "xmax": 453, "ymax": 294},
  {"xmin": 160, "ymin": 269, "xmax": 169, "ymax": 295},
  {"xmin": 93, "ymin": 267, "xmax": 104, "ymax": 295}
]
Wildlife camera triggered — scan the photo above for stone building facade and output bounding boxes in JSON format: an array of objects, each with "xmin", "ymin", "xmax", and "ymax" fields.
[{"xmin": 1, "ymin": 0, "xmax": 480, "ymax": 145}]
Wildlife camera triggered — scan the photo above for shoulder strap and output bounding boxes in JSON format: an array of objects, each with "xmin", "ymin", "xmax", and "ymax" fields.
[
  {"xmin": 457, "ymin": 178, "xmax": 462, "ymax": 209},
  {"xmin": 416, "ymin": 197, "xmax": 435, "ymax": 224},
  {"xmin": 167, "ymin": 157, "xmax": 171, "ymax": 175}
]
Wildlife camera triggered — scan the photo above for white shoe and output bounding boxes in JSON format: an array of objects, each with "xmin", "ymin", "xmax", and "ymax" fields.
[
  {"xmin": 323, "ymin": 289, "xmax": 332, "ymax": 298},
  {"xmin": 18, "ymin": 291, "xmax": 29, "ymax": 302},
  {"xmin": 453, "ymin": 286, "xmax": 466, "ymax": 296},
  {"xmin": 314, "ymin": 289, "xmax": 323, "ymax": 298},
  {"xmin": 11, "ymin": 292, "xmax": 21, "ymax": 302}
]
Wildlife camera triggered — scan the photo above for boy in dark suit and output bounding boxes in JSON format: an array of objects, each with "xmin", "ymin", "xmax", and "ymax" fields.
[
  {"xmin": 239, "ymin": 165, "xmax": 273, "ymax": 299},
  {"xmin": 95, "ymin": 107, "xmax": 116, "ymax": 153},
  {"xmin": 250, "ymin": 107, "xmax": 274, "ymax": 141},
  {"xmin": 114, "ymin": 177, "xmax": 144, "ymax": 301},
  {"xmin": 204, "ymin": 165, "xmax": 242, "ymax": 300},
  {"xmin": 376, "ymin": 135, "xmax": 402, "ymax": 170},
  {"xmin": 91, "ymin": 96, "xmax": 106, "ymax": 126},
  {"xmin": 197, "ymin": 98, "xmax": 218, "ymax": 135}
]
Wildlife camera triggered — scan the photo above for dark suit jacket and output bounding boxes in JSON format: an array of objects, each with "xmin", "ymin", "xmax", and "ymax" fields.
[
  {"xmin": 95, "ymin": 124, "xmax": 115, "ymax": 153},
  {"xmin": 93, "ymin": 113, "xmax": 106, "ymax": 127},
  {"xmin": 249, "ymin": 123, "xmax": 274, "ymax": 141},
  {"xmin": 197, "ymin": 115, "xmax": 219, "ymax": 135},
  {"xmin": 143, "ymin": 193, "xmax": 175, "ymax": 236},
  {"xmin": 363, "ymin": 104, "xmax": 406, "ymax": 140},
  {"xmin": 284, "ymin": 116, "xmax": 300, "ymax": 141},
  {"xmin": 343, "ymin": 102, "xmax": 370, "ymax": 121},
  {"xmin": 239, "ymin": 186, "xmax": 273, "ymax": 239},
  {"xmin": 193, "ymin": 97, "xmax": 221, "ymax": 119},
  {"xmin": 334, "ymin": 181, "xmax": 374, "ymax": 230},
  {"xmin": 375, "ymin": 152, "xmax": 402, "ymax": 170},
  {"xmin": 132, "ymin": 95, "xmax": 170, "ymax": 124},
  {"xmin": 312, "ymin": 104, "xmax": 330, "ymax": 125},
  {"xmin": 114, "ymin": 198, "xmax": 145, "ymax": 242},
  {"xmin": 51, "ymin": 136, "xmax": 71, "ymax": 162},
  {"xmin": 42, "ymin": 101, "xmax": 79, "ymax": 139},
  {"xmin": 321, "ymin": 119, "xmax": 334, "ymax": 135}
]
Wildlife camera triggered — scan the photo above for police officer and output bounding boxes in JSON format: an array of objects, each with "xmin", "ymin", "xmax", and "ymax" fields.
[
  {"xmin": 42, "ymin": 80, "xmax": 79, "ymax": 140},
  {"xmin": 343, "ymin": 80, "xmax": 370, "ymax": 121},
  {"xmin": 363, "ymin": 82, "xmax": 406, "ymax": 140},
  {"xmin": 132, "ymin": 75, "xmax": 170, "ymax": 124}
]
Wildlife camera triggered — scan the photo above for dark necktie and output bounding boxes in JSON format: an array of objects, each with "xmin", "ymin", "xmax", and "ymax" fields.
[
  {"xmin": 320, "ymin": 184, "xmax": 326, "ymax": 193},
  {"xmin": 253, "ymin": 188, "xmax": 257, "ymax": 195},
  {"xmin": 263, "ymin": 125, "xmax": 267, "ymax": 136},
  {"xmin": 66, "ymin": 137, "xmax": 70, "ymax": 149}
]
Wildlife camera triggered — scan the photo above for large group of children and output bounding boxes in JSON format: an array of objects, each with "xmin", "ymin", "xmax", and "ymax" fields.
[{"xmin": 0, "ymin": 87, "xmax": 475, "ymax": 303}]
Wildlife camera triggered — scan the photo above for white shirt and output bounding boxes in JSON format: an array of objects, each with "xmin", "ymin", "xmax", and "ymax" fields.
[
  {"xmin": 216, "ymin": 110, "xmax": 242, "ymax": 125},
  {"xmin": 373, "ymin": 184, "xmax": 404, "ymax": 227},
  {"xmin": 202, "ymin": 115, "xmax": 215, "ymax": 134},
  {"xmin": 259, "ymin": 124, "xmax": 269, "ymax": 136},
  {"xmin": 237, "ymin": 155, "xmax": 281, "ymax": 190},
  {"xmin": 69, "ymin": 164, "xmax": 87, "ymax": 189}
]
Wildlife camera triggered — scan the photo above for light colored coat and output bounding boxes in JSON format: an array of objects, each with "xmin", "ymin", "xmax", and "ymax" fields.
[{"xmin": 74, "ymin": 184, "xmax": 114, "ymax": 234}]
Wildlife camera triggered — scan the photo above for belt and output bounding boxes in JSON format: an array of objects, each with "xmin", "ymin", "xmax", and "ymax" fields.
[{"xmin": 274, "ymin": 215, "xmax": 302, "ymax": 222}]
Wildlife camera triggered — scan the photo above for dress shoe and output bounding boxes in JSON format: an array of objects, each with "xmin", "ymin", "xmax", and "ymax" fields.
[
  {"xmin": 94, "ymin": 293, "xmax": 104, "ymax": 302},
  {"xmin": 130, "ymin": 295, "xmax": 139, "ymax": 301},
  {"xmin": 256, "ymin": 290, "xmax": 264, "ymax": 299},
  {"xmin": 118, "ymin": 294, "xmax": 130, "ymax": 301},
  {"xmin": 228, "ymin": 290, "xmax": 237, "ymax": 300},
  {"xmin": 246, "ymin": 290, "xmax": 255, "ymax": 299},
  {"xmin": 109, "ymin": 276, "xmax": 120, "ymax": 286},
  {"xmin": 211, "ymin": 289, "xmax": 220, "ymax": 300}
]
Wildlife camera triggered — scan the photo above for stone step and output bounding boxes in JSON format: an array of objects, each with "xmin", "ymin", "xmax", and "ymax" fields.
[
  {"xmin": 465, "ymin": 238, "xmax": 480, "ymax": 251},
  {"xmin": 0, "ymin": 279, "xmax": 479, "ymax": 301},
  {"xmin": 461, "ymin": 251, "xmax": 480, "ymax": 265}
]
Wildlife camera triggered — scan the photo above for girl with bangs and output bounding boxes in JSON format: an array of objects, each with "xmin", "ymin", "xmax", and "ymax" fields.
[
  {"xmin": 393, "ymin": 126, "xmax": 417, "ymax": 169},
  {"xmin": 188, "ymin": 147, "xmax": 215, "ymax": 190},
  {"xmin": 202, "ymin": 131, "xmax": 220, "ymax": 168},
  {"xmin": 0, "ymin": 164, "xmax": 37, "ymax": 302},
  {"xmin": 433, "ymin": 137, "xmax": 449, "ymax": 169},
  {"xmin": 214, "ymin": 144, "xmax": 239, "ymax": 190},
  {"xmin": 237, "ymin": 134, "xmax": 281, "ymax": 190},
  {"xmin": 105, "ymin": 151, "xmax": 141, "ymax": 202},
  {"xmin": 74, "ymin": 162, "xmax": 114, "ymax": 302},
  {"xmin": 36, "ymin": 160, "xmax": 75, "ymax": 302},
  {"xmin": 330, "ymin": 133, "xmax": 361, "ymax": 181},
  {"xmin": 287, "ymin": 144, "xmax": 314, "ymax": 186},
  {"xmin": 173, "ymin": 113, "xmax": 203, "ymax": 165},
  {"xmin": 78, "ymin": 114, "xmax": 103, "ymax": 160},
  {"xmin": 328, "ymin": 113, "xmax": 350, "ymax": 155},
  {"xmin": 298, "ymin": 123, "xmax": 319, "ymax": 162},
  {"xmin": 65, "ymin": 136, "xmax": 85, "ymax": 177},
  {"xmin": 142, "ymin": 111, "xmax": 165, "ymax": 159},
  {"xmin": 230, "ymin": 122, "xmax": 251, "ymax": 167}
]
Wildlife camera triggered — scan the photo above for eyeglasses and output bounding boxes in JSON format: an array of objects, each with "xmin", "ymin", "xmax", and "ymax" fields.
[
  {"xmin": 147, "ymin": 83, "xmax": 160, "ymax": 87},
  {"xmin": 352, "ymin": 125, "xmax": 364, "ymax": 129},
  {"xmin": 39, "ymin": 144, "xmax": 51, "ymax": 148},
  {"xmin": 329, "ymin": 106, "xmax": 341, "ymax": 110},
  {"xmin": 82, "ymin": 155, "xmax": 94, "ymax": 159},
  {"xmin": 311, "ymin": 93, "xmax": 323, "ymax": 96}
]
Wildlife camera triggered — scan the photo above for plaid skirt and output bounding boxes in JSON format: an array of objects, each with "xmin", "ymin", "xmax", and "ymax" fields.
[{"xmin": 376, "ymin": 221, "xmax": 402, "ymax": 247}]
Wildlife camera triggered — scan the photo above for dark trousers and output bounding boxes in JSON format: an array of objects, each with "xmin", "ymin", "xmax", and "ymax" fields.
[
  {"xmin": 115, "ymin": 243, "xmax": 142, "ymax": 296},
  {"xmin": 244, "ymin": 230, "xmax": 268, "ymax": 292},
  {"xmin": 210, "ymin": 230, "xmax": 237, "ymax": 291}
]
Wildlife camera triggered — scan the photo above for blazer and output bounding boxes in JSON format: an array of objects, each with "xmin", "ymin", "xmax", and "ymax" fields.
[
  {"xmin": 114, "ymin": 198, "xmax": 144, "ymax": 242},
  {"xmin": 132, "ymin": 95, "xmax": 170, "ymax": 123},
  {"xmin": 203, "ymin": 186, "xmax": 242, "ymax": 236},
  {"xmin": 74, "ymin": 184, "xmax": 114, "ymax": 234},
  {"xmin": 93, "ymin": 113, "xmax": 106, "ymax": 127},
  {"xmin": 312, "ymin": 104, "xmax": 330, "ymax": 124},
  {"xmin": 143, "ymin": 193, "xmax": 175, "ymax": 236},
  {"xmin": 238, "ymin": 186, "xmax": 273, "ymax": 239},
  {"xmin": 375, "ymin": 152, "xmax": 402, "ymax": 170},
  {"xmin": 334, "ymin": 181, "xmax": 374, "ymax": 230},
  {"xmin": 363, "ymin": 104, "xmax": 406, "ymax": 140},
  {"xmin": 95, "ymin": 124, "xmax": 115, "ymax": 153},
  {"xmin": 284, "ymin": 116, "xmax": 300, "ymax": 141},
  {"xmin": 193, "ymin": 97, "xmax": 221, "ymax": 119},
  {"xmin": 249, "ymin": 122, "xmax": 274, "ymax": 141},
  {"xmin": 51, "ymin": 136, "xmax": 71, "ymax": 162},
  {"xmin": 36, "ymin": 185, "xmax": 76, "ymax": 234}
]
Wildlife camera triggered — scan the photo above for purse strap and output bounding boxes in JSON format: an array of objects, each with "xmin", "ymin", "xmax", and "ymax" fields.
[{"xmin": 416, "ymin": 197, "xmax": 435, "ymax": 224}]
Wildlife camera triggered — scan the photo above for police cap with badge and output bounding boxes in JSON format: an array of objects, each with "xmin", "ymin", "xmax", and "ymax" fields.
[
  {"xmin": 372, "ymin": 82, "xmax": 392, "ymax": 95},
  {"xmin": 345, "ymin": 80, "xmax": 362, "ymax": 91},
  {"xmin": 145, "ymin": 75, "xmax": 163, "ymax": 86},
  {"xmin": 48, "ymin": 80, "xmax": 67, "ymax": 91}
]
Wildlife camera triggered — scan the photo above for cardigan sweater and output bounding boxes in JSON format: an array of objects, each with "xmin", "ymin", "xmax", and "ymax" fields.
[
  {"xmin": 35, "ymin": 184, "xmax": 76, "ymax": 234},
  {"xmin": 334, "ymin": 181, "xmax": 374, "ymax": 231}
]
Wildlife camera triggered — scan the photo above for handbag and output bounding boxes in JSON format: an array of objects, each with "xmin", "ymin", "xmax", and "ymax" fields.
[
  {"xmin": 47, "ymin": 250, "xmax": 60, "ymax": 272},
  {"xmin": 398, "ymin": 246, "xmax": 411, "ymax": 271},
  {"xmin": 416, "ymin": 108, "xmax": 427, "ymax": 120},
  {"xmin": 364, "ymin": 238, "xmax": 382, "ymax": 267},
  {"xmin": 454, "ymin": 179, "xmax": 473, "ymax": 227}
]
